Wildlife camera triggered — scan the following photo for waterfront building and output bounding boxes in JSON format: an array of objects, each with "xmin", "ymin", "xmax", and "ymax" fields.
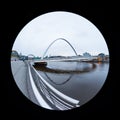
[
  {"xmin": 11, "ymin": 50, "xmax": 19, "ymax": 61},
  {"xmin": 83, "ymin": 52, "xmax": 91, "ymax": 57},
  {"xmin": 97, "ymin": 53, "xmax": 109, "ymax": 62}
]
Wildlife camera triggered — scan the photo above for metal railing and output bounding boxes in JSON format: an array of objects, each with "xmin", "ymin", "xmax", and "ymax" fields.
[{"xmin": 28, "ymin": 62, "xmax": 80, "ymax": 110}]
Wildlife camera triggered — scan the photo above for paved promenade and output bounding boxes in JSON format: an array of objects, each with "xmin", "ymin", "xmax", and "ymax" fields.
[
  {"xmin": 11, "ymin": 60, "xmax": 39, "ymax": 105},
  {"xmin": 11, "ymin": 60, "xmax": 81, "ymax": 110}
]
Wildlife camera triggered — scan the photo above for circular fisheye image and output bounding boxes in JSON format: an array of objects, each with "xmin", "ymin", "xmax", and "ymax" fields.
[{"xmin": 11, "ymin": 11, "xmax": 109, "ymax": 110}]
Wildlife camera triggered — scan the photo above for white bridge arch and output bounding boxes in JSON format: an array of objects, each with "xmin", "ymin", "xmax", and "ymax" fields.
[{"xmin": 42, "ymin": 38, "xmax": 77, "ymax": 59}]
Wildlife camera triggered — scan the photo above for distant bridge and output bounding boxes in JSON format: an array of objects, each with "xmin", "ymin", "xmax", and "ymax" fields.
[
  {"xmin": 41, "ymin": 38, "xmax": 78, "ymax": 59},
  {"xmin": 33, "ymin": 56, "xmax": 98, "ymax": 64},
  {"xmin": 25, "ymin": 38, "xmax": 98, "ymax": 110}
]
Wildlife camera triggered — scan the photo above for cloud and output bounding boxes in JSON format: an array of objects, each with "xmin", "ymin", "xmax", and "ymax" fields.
[{"xmin": 13, "ymin": 11, "xmax": 109, "ymax": 56}]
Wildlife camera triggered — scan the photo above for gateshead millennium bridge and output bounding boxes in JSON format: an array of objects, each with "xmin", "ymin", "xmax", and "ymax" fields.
[{"xmin": 11, "ymin": 38, "xmax": 99, "ymax": 110}]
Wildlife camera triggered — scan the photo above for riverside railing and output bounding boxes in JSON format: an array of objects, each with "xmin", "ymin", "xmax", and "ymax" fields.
[{"xmin": 27, "ymin": 62, "xmax": 80, "ymax": 110}]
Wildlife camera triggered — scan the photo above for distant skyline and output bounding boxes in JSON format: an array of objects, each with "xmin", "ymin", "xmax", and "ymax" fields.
[
  {"xmin": 12, "ymin": 49, "xmax": 109, "ymax": 57},
  {"xmin": 12, "ymin": 11, "xmax": 109, "ymax": 57}
]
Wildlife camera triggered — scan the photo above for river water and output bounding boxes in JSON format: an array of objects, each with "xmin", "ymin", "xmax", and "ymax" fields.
[{"xmin": 36, "ymin": 61, "xmax": 109, "ymax": 106}]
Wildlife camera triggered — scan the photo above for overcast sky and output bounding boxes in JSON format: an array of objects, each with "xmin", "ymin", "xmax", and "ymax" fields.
[{"xmin": 12, "ymin": 11, "xmax": 109, "ymax": 57}]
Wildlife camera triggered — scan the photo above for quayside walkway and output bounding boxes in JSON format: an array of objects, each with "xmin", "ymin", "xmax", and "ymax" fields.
[
  {"xmin": 11, "ymin": 61, "xmax": 39, "ymax": 105},
  {"xmin": 11, "ymin": 60, "xmax": 80, "ymax": 110}
]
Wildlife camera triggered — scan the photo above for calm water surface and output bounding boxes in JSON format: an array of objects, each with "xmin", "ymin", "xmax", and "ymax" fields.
[{"xmin": 36, "ymin": 61, "xmax": 109, "ymax": 105}]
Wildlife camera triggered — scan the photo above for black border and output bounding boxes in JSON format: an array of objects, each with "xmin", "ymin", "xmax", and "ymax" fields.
[{"xmin": 3, "ymin": 0, "xmax": 116, "ymax": 118}]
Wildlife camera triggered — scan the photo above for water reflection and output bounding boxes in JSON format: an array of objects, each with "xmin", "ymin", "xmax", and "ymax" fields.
[
  {"xmin": 34, "ymin": 62, "xmax": 109, "ymax": 105},
  {"xmin": 43, "ymin": 72, "xmax": 73, "ymax": 85},
  {"xmin": 34, "ymin": 61, "xmax": 97, "ymax": 85},
  {"xmin": 34, "ymin": 61, "xmax": 97, "ymax": 74}
]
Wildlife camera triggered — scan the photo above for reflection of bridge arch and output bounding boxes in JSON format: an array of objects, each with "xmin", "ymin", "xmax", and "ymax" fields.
[
  {"xmin": 33, "ymin": 62, "xmax": 97, "ymax": 85},
  {"xmin": 44, "ymin": 72, "xmax": 73, "ymax": 85},
  {"xmin": 42, "ymin": 38, "xmax": 77, "ymax": 59},
  {"xmin": 34, "ymin": 62, "xmax": 97, "ymax": 74}
]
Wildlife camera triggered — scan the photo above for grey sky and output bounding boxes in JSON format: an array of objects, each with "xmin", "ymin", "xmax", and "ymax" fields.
[{"xmin": 13, "ymin": 11, "xmax": 109, "ymax": 57}]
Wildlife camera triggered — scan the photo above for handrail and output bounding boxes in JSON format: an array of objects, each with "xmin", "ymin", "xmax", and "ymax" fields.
[
  {"xmin": 27, "ymin": 62, "xmax": 52, "ymax": 110},
  {"xmin": 28, "ymin": 62, "xmax": 80, "ymax": 110}
]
